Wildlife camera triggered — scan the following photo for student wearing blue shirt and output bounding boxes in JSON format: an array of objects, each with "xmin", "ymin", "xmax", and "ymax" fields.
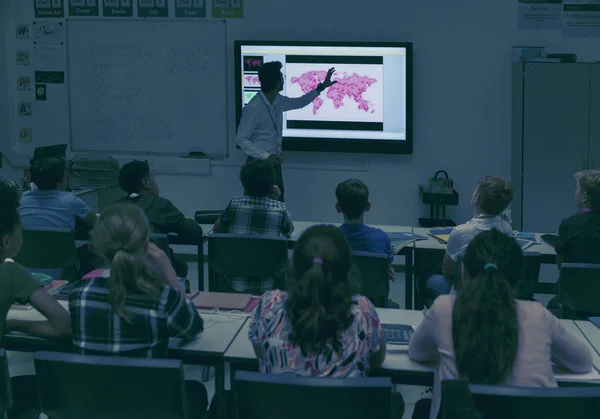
[
  {"xmin": 336, "ymin": 179, "xmax": 395, "ymax": 282},
  {"xmin": 19, "ymin": 157, "xmax": 97, "ymax": 231}
]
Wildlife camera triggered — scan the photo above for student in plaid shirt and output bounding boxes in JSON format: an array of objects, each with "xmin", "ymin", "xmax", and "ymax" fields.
[
  {"xmin": 213, "ymin": 159, "xmax": 294, "ymax": 293},
  {"xmin": 68, "ymin": 204, "xmax": 208, "ymax": 418}
]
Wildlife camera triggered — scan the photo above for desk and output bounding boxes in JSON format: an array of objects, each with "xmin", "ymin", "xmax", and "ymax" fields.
[
  {"xmin": 224, "ymin": 309, "xmax": 599, "ymax": 388},
  {"xmin": 411, "ymin": 227, "xmax": 558, "ymax": 307},
  {"xmin": 5, "ymin": 301, "xmax": 247, "ymax": 419},
  {"xmin": 575, "ymin": 321, "xmax": 600, "ymax": 359}
]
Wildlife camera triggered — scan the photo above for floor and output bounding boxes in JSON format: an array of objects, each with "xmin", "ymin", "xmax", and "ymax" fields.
[{"xmin": 8, "ymin": 259, "xmax": 558, "ymax": 418}]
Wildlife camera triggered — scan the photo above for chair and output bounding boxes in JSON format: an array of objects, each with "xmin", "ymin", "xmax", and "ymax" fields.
[
  {"xmin": 557, "ymin": 263, "xmax": 600, "ymax": 318},
  {"xmin": 207, "ymin": 234, "xmax": 289, "ymax": 292},
  {"xmin": 235, "ymin": 371, "xmax": 392, "ymax": 419},
  {"xmin": 516, "ymin": 252, "xmax": 541, "ymax": 300},
  {"xmin": 194, "ymin": 210, "xmax": 222, "ymax": 227},
  {"xmin": 0, "ymin": 350, "xmax": 13, "ymax": 417},
  {"xmin": 441, "ymin": 379, "xmax": 600, "ymax": 419},
  {"xmin": 14, "ymin": 228, "xmax": 78, "ymax": 282},
  {"xmin": 34, "ymin": 351, "xmax": 188, "ymax": 419},
  {"xmin": 351, "ymin": 251, "xmax": 390, "ymax": 308}
]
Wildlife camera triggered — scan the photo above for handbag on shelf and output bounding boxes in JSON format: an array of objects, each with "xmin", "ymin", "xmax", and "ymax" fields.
[{"xmin": 425, "ymin": 170, "xmax": 454, "ymax": 195}]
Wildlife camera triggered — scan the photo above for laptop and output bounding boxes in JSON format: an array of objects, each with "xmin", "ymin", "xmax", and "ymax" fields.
[
  {"xmin": 382, "ymin": 324, "xmax": 414, "ymax": 345},
  {"xmin": 192, "ymin": 292, "xmax": 252, "ymax": 311}
]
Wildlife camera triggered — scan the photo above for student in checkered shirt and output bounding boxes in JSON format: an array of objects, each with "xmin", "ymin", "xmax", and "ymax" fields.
[
  {"xmin": 213, "ymin": 159, "xmax": 294, "ymax": 293},
  {"xmin": 68, "ymin": 204, "xmax": 208, "ymax": 418}
]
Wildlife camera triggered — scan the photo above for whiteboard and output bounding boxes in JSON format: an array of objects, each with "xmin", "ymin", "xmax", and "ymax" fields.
[{"xmin": 67, "ymin": 19, "xmax": 228, "ymax": 156}]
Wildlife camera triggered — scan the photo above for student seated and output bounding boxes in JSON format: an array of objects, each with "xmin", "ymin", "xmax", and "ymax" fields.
[
  {"xmin": 336, "ymin": 179, "xmax": 395, "ymax": 282},
  {"xmin": 425, "ymin": 175, "xmax": 513, "ymax": 305},
  {"xmin": 117, "ymin": 160, "xmax": 203, "ymax": 278},
  {"xmin": 19, "ymin": 157, "xmax": 97, "ymax": 231},
  {"xmin": 555, "ymin": 170, "xmax": 600, "ymax": 265},
  {"xmin": 0, "ymin": 181, "xmax": 72, "ymax": 418},
  {"xmin": 248, "ymin": 225, "xmax": 404, "ymax": 417},
  {"xmin": 213, "ymin": 159, "xmax": 294, "ymax": 293},
  {"xmin": 68, "ymin": 204, "xmax": 208, "ymax": 418},
  {"xmin": 409, "ymin": 229, "xmax": 593, "ymax": 419}
]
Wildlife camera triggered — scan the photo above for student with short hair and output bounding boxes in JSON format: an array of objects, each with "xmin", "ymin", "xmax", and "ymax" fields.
[
  {"xmin": 68, "ymin": 204, "xmax": 208, "ymax": 417},
  {"xmin": 409, "ymin": 229, "xmax": 593, "ymax": 419},
  {"xmin": 425, "ymin": 176, "xmax": 513, "ymax": 305},
  {"xmin": 0, "ymin": 181, "xmax": 72, "ymax": 418},
  {"xmin": 336, "ymin": 179, "xmax": 395, "ymax": 281},
  {"xmin": 19, "ymin": 157, "xmax": 97, "ymax": 231},
  {"xmin": 213, "ymin": 158, "xmax": 293, "ymax": 293},
  {"xmin": 117, "ymin": 160, "xmax": 203, "ymax": 277},
  {"xmin": 554, "ymin": 170, "xmax": 600, "ymax": 266},
  {"xmin": 248, "ymin": 225, "xmax": 404, "ymax": 417}
]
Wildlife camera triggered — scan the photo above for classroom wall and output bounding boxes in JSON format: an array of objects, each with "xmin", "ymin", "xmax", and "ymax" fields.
[{"xmin": 3, "ymin": 1, "xmax": 600, "ymax": 225}]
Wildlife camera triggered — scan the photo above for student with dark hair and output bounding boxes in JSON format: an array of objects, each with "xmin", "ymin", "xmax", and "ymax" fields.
[
  {"xmin": 336, "ymin": 179, "xmax": 395, "ymax": 281},
  {"xmin": 68, "ymin": 204, "xmax": 208, "ymax": 418},
  {"xmin": 19, "ymin": 157, "xmax": 97, "ymax": 231},
  {"xmin": 117, "ymin": 160, "xmax": 203, "ymax": 277},
  {"xmin": 236, "ymin": 61, "xmax": 337, "ymax": 202},
  {"xmin": 248, "ymin": 225, "xmax": 404, "ymax": 417},
  {"xmin": 0, "ymin": 181, "xmax": 72, "ymax": 418},
  {"xmin": 425, "ymin": 175, "xmax": 513, "ymax": 305},
  {"xmin": 213, "ymin": 159, "xmax": 293, "ymax": 293},
  {"xmin": 409, "ymin": 229, "xmax": 592, "ymax": 419}
]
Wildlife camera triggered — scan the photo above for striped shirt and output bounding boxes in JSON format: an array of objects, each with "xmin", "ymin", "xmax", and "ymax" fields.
[{"xmin": 68, "ymin": 272, "xmax": 203, "ymax": 358}]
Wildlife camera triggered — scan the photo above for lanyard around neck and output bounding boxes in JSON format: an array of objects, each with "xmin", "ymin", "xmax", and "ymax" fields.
[{"xmin": 260, "ymin": 94, "xmax": 279, "ymax": 135}]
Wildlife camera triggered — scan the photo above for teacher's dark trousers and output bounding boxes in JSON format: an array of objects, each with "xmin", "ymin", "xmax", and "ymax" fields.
[{"xmin": 246, "ymin": 156, "xmax": 285, "ymax": 202}]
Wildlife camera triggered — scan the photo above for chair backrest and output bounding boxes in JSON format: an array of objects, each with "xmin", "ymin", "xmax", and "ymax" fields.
[
  {"xmin": 350, "ymin": 251, "xmax": 390, "ymax": 308},
  {"xmin": 235, "ymin": 371, "xmax": 392, "ymax": 419},
  {"xmin": 207, "ymin": 234, "xmax": 288, "ymax": 289},
  {"xmin": 15, "ymin": 228, "xmax": 78, "ymax": 281},
  {"xmin": 559, "ymin": 263, "xmax": 600, "ymax": 314},
  {"xmin": 0, "ymin": 350, "xmax": 12, "ymax": 417},
  {"xmin": 467, "ymin": 383, "xmax": 600, "ymax": 419},
  {"xmin": 34, "ymin": 351, "xmax": 188, "ymax": 419},
  {"xmin": 516, "ymin": 252, "xmax": 541, "ymax": 300},
  {"xmin": 194, "ymin": 210, "xmax": 222, "ymax": 226}
]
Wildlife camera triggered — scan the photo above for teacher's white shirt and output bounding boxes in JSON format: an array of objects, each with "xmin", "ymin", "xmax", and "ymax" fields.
[{"xmin": 236, "ymin": 90, "xmax": 320, "ymax": 160}]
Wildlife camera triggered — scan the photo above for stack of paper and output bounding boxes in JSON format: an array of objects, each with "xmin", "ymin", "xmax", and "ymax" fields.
[
  {"xmin": 429, "ymin": 228, "xmax": 453, "ymax": 243},
  {"xmin": 387, "ymin": 232, "xmax": 428, "ymax": 253}
]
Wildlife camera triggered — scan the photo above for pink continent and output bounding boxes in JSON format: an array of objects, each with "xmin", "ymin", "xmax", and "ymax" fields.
[{"xmin": 290, "ymin": 71, "xmax": 377, "ymax": 115}]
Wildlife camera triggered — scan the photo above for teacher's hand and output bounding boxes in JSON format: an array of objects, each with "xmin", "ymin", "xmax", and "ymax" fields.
[
  {"xmin": 321, "ymin": 68, "xmax": 337, "ymax": 90},
  {"xmin": 268, "ymin": 154, "xmax": 282, "ymax": 165}
]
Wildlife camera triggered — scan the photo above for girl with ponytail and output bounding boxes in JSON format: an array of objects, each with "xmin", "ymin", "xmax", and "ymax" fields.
[
  {"xmin": 68, "ymin": 204, "xmax": 209, "ymax": 418},
  {"xmin": 249, "ymin": 224, "xmax": 387, "ymax": 377},
  {"xmin": 409, "ymin": 229, "xmax": 593, "ymax": 419}
]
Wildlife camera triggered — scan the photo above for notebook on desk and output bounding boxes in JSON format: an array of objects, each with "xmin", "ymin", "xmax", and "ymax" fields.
[
  {"xmin": 429, "ymin": 228, "xmax": 453, "ymax": 244},
  {"xmin": 192, "ymin": 292, "xmax": 253, "ymax": 311},
  {"xmin": 382, "ymin": 324, "xmax": 414, "ymax": 345},
  {"xmin": 388, "ymin": 232, "xmax": 428, "ymax": 253}
]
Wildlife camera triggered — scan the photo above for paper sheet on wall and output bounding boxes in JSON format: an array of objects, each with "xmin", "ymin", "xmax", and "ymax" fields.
[
  {"xmin": 518, "ymin": 0, "xmax": 563, "ymax": 30},
  {"xmin": 34, "ymin": 46, "xmax": 65, "ymax": 71},
  {"xmin": 563, "ymin": 1, "xmax": 600, "ymax": 37}
]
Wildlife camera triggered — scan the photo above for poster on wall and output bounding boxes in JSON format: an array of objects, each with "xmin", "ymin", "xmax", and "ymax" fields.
[
  {"xmin": 212, "ymin": 0, "xmax": 243, "ymax": 18},
  {"xmin": 518, "ymin": 0, "xmax": 562, "ymax": 30},
  {"xmin": 138, "ymin": 0, "xmax": 169, "ymax": 17},
  {"xmin": 563, "ymin": 1, "xmax": 600, "ymax": 37},
  {"xmin": 34, "ymin": 0, "xmax": 65, "ymax": 18},
  {"xmin": 33, "ymin": 22, "xmax": 64, "ymax": 45},
  {"xmin": 69, "ymin": 0, "xmax": 100, "ymax": 16},
  {"xmin": 175, "ymin": 0, "xmax": 206, "ymax": 17},
  {"xmin": 102, "ymin": 0, "xmax": 133, "ymax": 16}
]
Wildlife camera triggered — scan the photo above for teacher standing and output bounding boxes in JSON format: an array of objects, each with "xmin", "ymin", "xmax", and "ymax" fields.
[{"xmin": 236, "ymin": 61, "xmax": 337, "ymax": 202}]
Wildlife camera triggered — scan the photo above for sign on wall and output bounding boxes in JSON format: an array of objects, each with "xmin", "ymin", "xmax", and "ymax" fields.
[
  {"xmin": 175, "ymin": 0, "xmax": 206, "ymax": 18},
  {"xmin": 138, "ymin": 0, "xmax": 169, "ymax": 17},
  {"xmin": 212, "ymin": 0, "xmax": 243, "ymax": 18},
  {"xmin": 69, "ymin": 0, "xmax": 100, "ymax": 17},
  {"xmin": 102, "ymin": 0, "xmax": 133, "ymax": 17},
  {"xmin": 34, "ymin": 0, "xmax": 65, "ymax": 18}
]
